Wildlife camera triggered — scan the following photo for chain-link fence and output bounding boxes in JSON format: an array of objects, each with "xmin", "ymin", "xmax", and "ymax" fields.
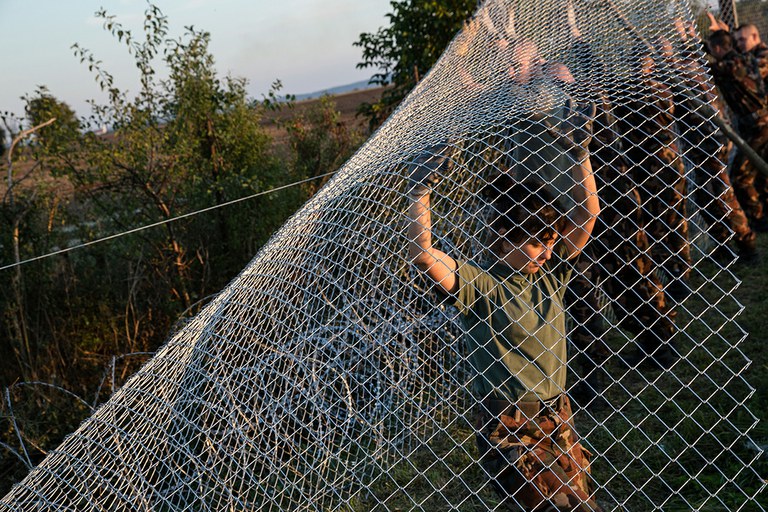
[{"xmin": 1, "ymin": 0, "xmax": 765, "ymax": 510}]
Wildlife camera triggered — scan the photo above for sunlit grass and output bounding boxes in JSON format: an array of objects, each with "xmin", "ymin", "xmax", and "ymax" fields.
[{"xmin": 352, "ymin": 233, "xmax": 768, "ymax": 511}]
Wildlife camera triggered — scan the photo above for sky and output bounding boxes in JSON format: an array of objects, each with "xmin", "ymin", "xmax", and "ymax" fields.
[{"xmin": 0, "ymin": 0, "xmax": 394, "ymax": 121}]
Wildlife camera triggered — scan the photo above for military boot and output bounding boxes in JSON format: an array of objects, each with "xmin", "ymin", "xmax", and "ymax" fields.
[
  {"xmin": 622, "ymin": 328, "xmax": 679, "ymax": 370},
  {"xmin": 736, "ymin": 233, "xmax": 760, "ymax": 266}
]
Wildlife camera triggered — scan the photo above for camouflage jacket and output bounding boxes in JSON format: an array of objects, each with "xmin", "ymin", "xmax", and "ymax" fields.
[
  {"xmin": 709, "ymin": 49, "xmax": 766, "ymax": 120},
  {"xmin": 613, "ymin": 78, "xmax": 678, "ymax": 157},
  {"xmin": 674, "ymin": 55, "xmax": 726, "ymax": 138},
  {"xmin": 750, "ymin": 42, "xmax": 768, "ymax": 81}
]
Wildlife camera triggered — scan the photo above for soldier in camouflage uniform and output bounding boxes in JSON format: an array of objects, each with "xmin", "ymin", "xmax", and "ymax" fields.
[
  {"xmin": 562, "ymin": 40, "xmax": 682, "ymax": 405},
  {"xmin": 612, "ymin": 48, "xmax": 691, "ymax": 305},
  {"xmin": 571, "ymin": 99, "xmax": 680, "ymax": 375},
  {"xmin": 569, "ymin": 102, "xmax": 678, "ymax": 368},
  {"xmin": 708, "ymin": 29, "xmax": 768, "ymax": 232},
  {"xmin": 681, "ymin": 93, "xmax": 758, "ymax": 263},
  {"xmin": 659, "ymin": 30, "xmax": 759, "ymax": 263},
  {"xmin": 568, "ymin": 40, "xmax": 684, "ymax": 383},
  {"xmin": 735, "ymin": 23, "xmax": 768, "ymax": 79}
]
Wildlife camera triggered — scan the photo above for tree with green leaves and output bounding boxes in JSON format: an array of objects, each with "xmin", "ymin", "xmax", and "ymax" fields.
[
  {"xmin": 0, "ymin": 3, "xmax": 299, "ymax": 386},
  {"xmin": 63, "ymin": 4, "xmax": 292, "ymax": 309},
  {"xmin": 0, "ymin": 2, "xmax": 336, "ymax": 492},
  {"xmin": 286, "ymin": 95, "xmax": 364, "ymax": 196},
  {"xmin": 24, "ymin": 89, "xmax": 80, "ymax": 156},
  {"xmin": 354, "ymin": 0, "xmax": 476, "ymax": 128}
]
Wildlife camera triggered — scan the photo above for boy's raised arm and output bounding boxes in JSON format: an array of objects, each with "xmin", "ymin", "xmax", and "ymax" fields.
[
  {"xmin": 546, "ymin": 100, "xmax": 600, "ymax": 258},
  {"xmin": 406, "ymin": 147, "xmax": 459, "ymax": 296}
]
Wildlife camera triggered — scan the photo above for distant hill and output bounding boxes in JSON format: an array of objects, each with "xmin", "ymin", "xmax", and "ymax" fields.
[{"xmin": 292, "ymin": 79, "xmax": 378, "ymax": 101}]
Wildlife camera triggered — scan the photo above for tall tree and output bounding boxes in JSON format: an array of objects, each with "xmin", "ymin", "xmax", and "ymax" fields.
[
  {"xmin": 65, "ymin": 4, "xmax": 289, "ymax": 310},
  {"xmin": 0, "ymin": 3, "xmax": 314, "ymax": 491},
  {"xmin": 24, "ymin": 89, "xmax": 80, "ymax": 156},
  {"xmin": 354, "ymin": 0, "xmax": 476, "ymax": 128},
  {"xmin": 0, "ymin": 3, "xmax": 305, "ymax": 389}
]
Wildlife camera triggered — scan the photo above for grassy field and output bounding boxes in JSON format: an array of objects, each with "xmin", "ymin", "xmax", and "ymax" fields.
[
  {"xmin": 349, "ymin": 233, "xmax": 768, "ymax": 511},
  {"xmin": 2, "ymin": 214, "xmax": 765, "ymax": 510}
]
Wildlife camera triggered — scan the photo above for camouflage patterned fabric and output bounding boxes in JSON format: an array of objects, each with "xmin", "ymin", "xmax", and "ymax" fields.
[
  {"xmin": 709, "ymin": 47, "xmax": 768, "ymax": 226},
  {"xmin": 696, "ymin": 149, "xmax": 756, "ymax": 249},
  {"xmin": 613, "ymin": 78, "xmax": 690, "ymax": 280},
  {"xmin": 749, "ymin": 41, "xmax": 768, "ymax": 81},
  {"xmin": 476, "ymin": 396, "xmax": 602, "ymax": 511},
  {"xmin": 709, "ymin": 49, "xmax": 766, "ymax": 121},
  {"xmin": 673, "ymin": 55, "xmax": 756, "ymax": 250},
  {"xmin": 729, "ymin": 136, "xmax": 768, "ymax": 225}
]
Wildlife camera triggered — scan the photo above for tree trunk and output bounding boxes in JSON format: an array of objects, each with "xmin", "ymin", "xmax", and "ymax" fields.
[
  {"xmin": 10, "ymin": 217, "xmax": 34, "ymax": 380},
  {"xmin": 4, "ymin": 118, "xmax": 54, "ymax": 380}
]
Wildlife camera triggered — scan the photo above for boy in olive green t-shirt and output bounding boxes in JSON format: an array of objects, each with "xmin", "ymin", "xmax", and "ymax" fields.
[{"xmin": 405, "ymin": 104, "xmax": 602, "ymax": 511}]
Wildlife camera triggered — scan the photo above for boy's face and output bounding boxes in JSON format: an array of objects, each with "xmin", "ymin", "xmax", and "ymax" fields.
[
  {"xmin": 501, "ymin": 234, "xmax": 557, "ymax": 273},
  {"xmin": 502, "ymin": 38, "xmax": 539, "ymax": 84},
  {"xmin": 708, "ymin": 41, "xmax": 730, "ymax": 61}
]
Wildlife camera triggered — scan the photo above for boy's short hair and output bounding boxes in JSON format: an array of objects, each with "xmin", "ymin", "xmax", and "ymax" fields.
[{"xmin": 483, "ymin": 174, "xmax": 566, "ymax": 251}]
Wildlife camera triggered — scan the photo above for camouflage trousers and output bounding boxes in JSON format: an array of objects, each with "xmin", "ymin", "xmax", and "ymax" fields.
[
  {"xmin": 476, "ymin": 396, "xmax": 602, "ymax": 511},
  {"xmin": 686, "ymin": 140, "xmax": 755, "ymax": 248},
  {"xmin": 732, "ymin": 120, "xmax": 768, "ymax": 223},
  {"xmin": 567, "ymin": 174, "xmax": 676, "ymax": 357}
]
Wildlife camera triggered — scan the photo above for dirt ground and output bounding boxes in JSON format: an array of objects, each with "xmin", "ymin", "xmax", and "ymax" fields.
[
  {"xmin": 268, "ymin": 86, "xmax": 384, "ymax": 125},
  {"xmin": 262, "ymin": 86, "xmax": 385, "ymax": 145},
  {"xmin": 262, "ymin": 86, "xmax": 386, "ymax": 158}
]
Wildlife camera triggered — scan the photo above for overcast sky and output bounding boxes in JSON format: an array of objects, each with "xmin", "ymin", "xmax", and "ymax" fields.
[{"xmin": 0, "ymin": 0, "xmax": 393, "ymax": 121}]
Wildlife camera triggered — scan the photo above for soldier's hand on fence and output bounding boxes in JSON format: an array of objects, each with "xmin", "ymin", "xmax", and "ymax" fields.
[
  {"xmin": 406, "ymin": 144, "xmax": 451, "ymax": 199},
  {"xmin": 541, "ymin": 99, "xmax": 596, "ymax": 160},
  {"xmin": 706, "ymin": 12, "xmax": 729, "ymax": 33}
]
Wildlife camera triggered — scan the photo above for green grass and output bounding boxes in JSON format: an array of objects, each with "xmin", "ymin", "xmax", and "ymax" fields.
[
  {"xmin": 2, "ymin": 236, "xmax": 766, "ymax": 511},
  {"xmin": 349, "ymin": 234, "xmax": 768, "ymax": 511}
]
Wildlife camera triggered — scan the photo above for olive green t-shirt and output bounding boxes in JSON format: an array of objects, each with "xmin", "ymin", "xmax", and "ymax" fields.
[{"xmin": 453, "ymin": 244, "xmax": 572, "ymax": 402}]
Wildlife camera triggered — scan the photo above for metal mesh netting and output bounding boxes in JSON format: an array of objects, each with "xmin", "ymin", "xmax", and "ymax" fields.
[{"xmin": 1, "ymin": 0, "xmax": 765, "ymax": 510}]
